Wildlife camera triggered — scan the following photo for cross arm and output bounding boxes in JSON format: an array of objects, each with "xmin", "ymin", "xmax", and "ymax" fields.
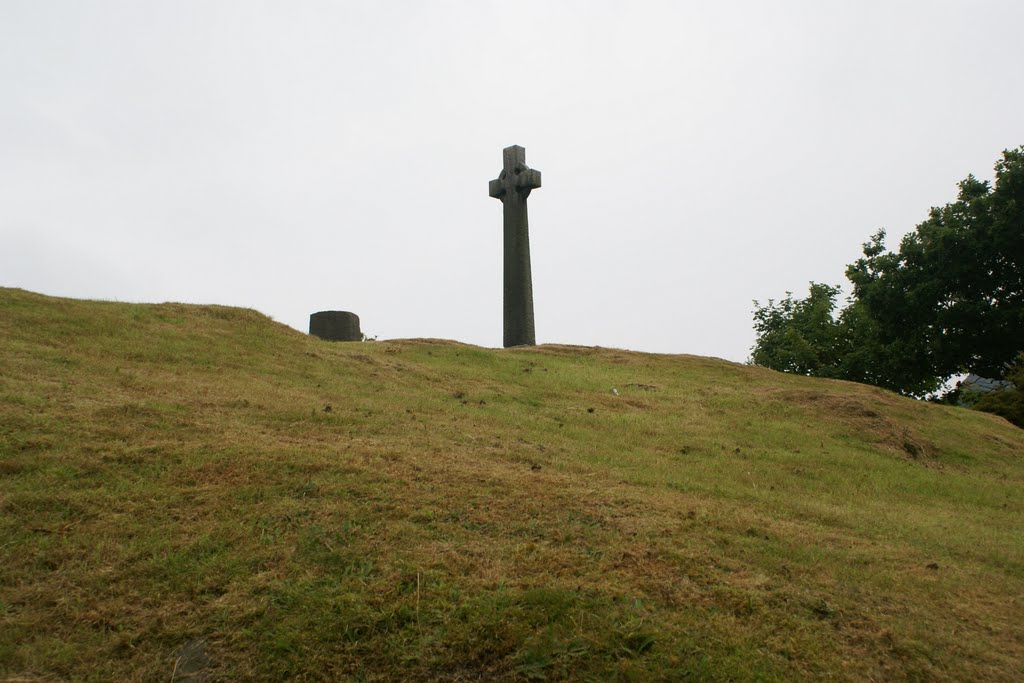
[
  {"xmin": 488, "ymin": 167, "xmax": 542, "ymax": 199},
  {"xmin": 515, "ymin": 168, "xmax": 541, "ymax": 190}
]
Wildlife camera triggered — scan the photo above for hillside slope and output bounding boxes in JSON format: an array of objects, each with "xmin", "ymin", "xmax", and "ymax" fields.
[{"xmin": 1, "ymin": 288, "xmax": 1022, "ymax": 681}]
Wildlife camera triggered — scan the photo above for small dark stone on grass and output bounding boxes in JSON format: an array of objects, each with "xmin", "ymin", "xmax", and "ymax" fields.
[
  {"xmin": 172, "ymin": 638, "xmax": 210, "ymax": 682},
  {"xmin": 810, "ymin": 599, "xmax": 836, "ymax": 619},
  {"xmin": 587, "ymin": 408, "xmax": 595, "ymax": 414}
]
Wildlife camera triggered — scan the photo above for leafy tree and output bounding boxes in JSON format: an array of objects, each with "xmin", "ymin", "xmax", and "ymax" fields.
[
  {"xmin": 750, "ymin": 283, "xmax": 845, "ymax": 377},
  {"xmin": 848, "ymin": 147, "xmax": 1024, "ymax": 384},
  {"xmin": 751, "ymin": 146, "xmax": 1024, "ymax": 397}
]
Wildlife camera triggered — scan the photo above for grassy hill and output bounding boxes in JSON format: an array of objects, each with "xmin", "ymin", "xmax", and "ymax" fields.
[{"xmin": 1, "ymin": 288, "xmax": 1022, "ymax": 681}]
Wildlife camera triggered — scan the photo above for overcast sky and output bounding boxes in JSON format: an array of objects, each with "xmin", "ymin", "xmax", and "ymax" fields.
[{"xmin": 2, "ymin": 1, "xmax": 1022, "ymax": 361}]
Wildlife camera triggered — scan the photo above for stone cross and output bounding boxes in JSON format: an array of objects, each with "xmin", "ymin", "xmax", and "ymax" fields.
[{"xmin": 489, "ymin": 145, "xmax": 541, "ymax": 347}]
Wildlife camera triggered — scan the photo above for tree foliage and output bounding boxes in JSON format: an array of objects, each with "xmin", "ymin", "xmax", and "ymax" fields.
[
  {"xmin": 751, "ymin": 147, "xmax": 1024, "ymax": 398},
  {"xmin": 750, "ymin": 283, "xmax": 845, "ymax": 377}
]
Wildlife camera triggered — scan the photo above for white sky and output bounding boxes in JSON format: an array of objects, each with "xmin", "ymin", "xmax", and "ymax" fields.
[{"xmin": 2, "ymin": 1, "xmax": 1022, "ymax": 361}]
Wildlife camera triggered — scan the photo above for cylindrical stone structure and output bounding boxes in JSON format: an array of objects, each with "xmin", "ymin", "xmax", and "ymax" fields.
[{"xmin": 309, "ymin": 311, "xmax": 361, "ymax": 342}]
